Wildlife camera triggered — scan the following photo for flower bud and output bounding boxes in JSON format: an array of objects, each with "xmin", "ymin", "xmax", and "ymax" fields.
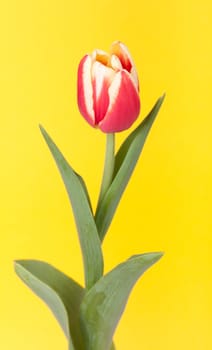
[{"xmin": 77, "ymin": 41, "xmax": 140, "ymax": 133}]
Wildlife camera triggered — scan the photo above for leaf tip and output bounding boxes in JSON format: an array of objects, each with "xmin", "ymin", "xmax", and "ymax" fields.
[
  {"xmin": 14, "ymin": 259, "xmax": 25, "ymax": 268},
  {"xmin": 145, "ymin": 251, "xmax": 164, "ymax": 262},
  {"xmin": 161, "ymin": 92, "xmax": 166, "ymax": 100},
  {"xmin": 13, "ymin": 260, "xmax": 24, "ymax": 278},
  {"xmin": 129, "ymin": 251, "xmax": 164, "ymax": 265},
  {"xmin": 39, "ymin": 124, "xmax": 46, "ymax": 136},
  {"xmin": 13, "ymin": 259, "xmax": 20, "ymax": 269},
  {"xmin": 157, "ymin": 93, "xmax": 166, "ymax": 108}
]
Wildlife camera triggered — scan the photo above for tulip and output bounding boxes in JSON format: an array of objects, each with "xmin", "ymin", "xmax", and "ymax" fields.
[{"xmin": 77, "ymin": 41, "xmax": 140, "ymax": 133}]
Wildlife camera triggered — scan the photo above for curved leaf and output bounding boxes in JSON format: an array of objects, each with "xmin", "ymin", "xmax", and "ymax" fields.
[
  {"xmin": 15, "ymin": 260, "xmax": 85, "ymax": 350},
  {"xmin": 80, "ymin": 252, "xmax": 163, "ymax": 350},
  {"xmin": 40, "ymin": 126, "xmax": 103, "ymax": 289},
  {"xmin": 95, "ymin": 95, "xmax": 165, "ymax": 241}
]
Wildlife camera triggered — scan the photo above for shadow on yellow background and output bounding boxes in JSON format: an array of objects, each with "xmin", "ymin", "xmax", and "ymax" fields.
[{"xmin": 0, "ymin": 0, "xmax": 211, "ymax": 349}]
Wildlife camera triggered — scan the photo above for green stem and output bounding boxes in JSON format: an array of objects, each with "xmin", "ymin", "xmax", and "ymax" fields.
[{"xmin": 96, "ymin": 133, "xmax": 115, "ymax": 213}]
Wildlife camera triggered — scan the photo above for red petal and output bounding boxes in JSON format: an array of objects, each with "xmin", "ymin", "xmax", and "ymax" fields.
[
  {"xmin": 91, "ymin": 61, "xmax": 116, "ymax": 124},
  {"xmin": 111, "ymin": 41, "xmax": 133, "ymax": 72},
  {"xmin": 99, "ymin": 71, "xmax": 140, "ymax": 133},
  {"xmin": 111, "ymin": 42, "xmax": 139, "ymax": 90},
  {"xmin": 77, "ymin": 55, "xmax": 95, "ymax": 126}
]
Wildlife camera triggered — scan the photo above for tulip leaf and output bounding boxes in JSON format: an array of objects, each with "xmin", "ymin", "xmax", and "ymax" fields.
[
  {"xmin": 40, "ymin": 126, "xmax": 103, "ymax": 289},
  {"xmin": 75, "ymin": 171, "xmax": 93, "ymax": 213},
  {"xmin": 95, "ymin": 95, "xmax": 165, "ymax": 241},
  {"xmin": 14, "ymin": 260, "xmax": 85, "ymax": 350},
  {"xmin": 80, "ymin": 252, "xmax": 163, "ymax": 350}
]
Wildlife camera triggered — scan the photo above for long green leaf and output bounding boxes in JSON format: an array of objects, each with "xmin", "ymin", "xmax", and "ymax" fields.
[
  {"xmin": 95, "ymin": 95, "xmax": 165, "ymax": 241},
  {"xmin": 15, "ymin": 260, "xmax": 85, "ymax": 350},
  {"xmin": 80, "ymin": 252, "xmax": 163, "ymax": 350},
  {"xmin": 40, "ymin": 126, "xmax": 103, "ymax": 289}
]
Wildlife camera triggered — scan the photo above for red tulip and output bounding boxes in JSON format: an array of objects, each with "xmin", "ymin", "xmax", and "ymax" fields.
[{"xmin": 77, "ymin": 41, "xmax": 140, "ymax": 133}]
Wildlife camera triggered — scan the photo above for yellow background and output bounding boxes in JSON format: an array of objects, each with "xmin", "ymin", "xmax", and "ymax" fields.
[{"xmin": 0, "ymin": 0, "xmax": 212, "ymax": 349}]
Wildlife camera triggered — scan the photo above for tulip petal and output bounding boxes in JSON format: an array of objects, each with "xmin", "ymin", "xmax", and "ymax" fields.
[
  {"xmin": 111, "ymin": 41, "xmax": 139, "ymax": 90},
  {"xmin": 99, "ymin": 71, "xmax": 140, "ymax": 133},
  {"xmin": 111, "ymin": 41, "xmax": 132, "ymax": 71},
  {"xmin": 92, "ymin": 61, "xmax": 116, "ymax": 124},
  {"xmin": 110, "ymin": 54, "xmax": 122, "ymax": 71},
  {"xmin": 92, "ymin": 49, "xmax": 110, "ymax": 66},
  {"xmin": 77, "ymin": 55, "xmax": 95, "ymax": 127}
]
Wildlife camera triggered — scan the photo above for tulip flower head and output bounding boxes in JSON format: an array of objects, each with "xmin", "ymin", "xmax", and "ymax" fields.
[{"xmin": 77, "ymin": 41, "xmax": 140, "ymax": 133}]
